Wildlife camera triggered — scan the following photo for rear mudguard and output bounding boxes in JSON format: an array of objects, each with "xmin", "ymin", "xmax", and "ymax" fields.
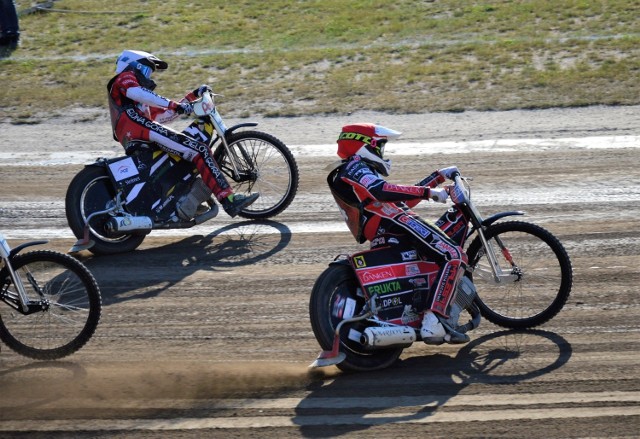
[
  {"xmin": 85, "ymin": 157, "xmax": 110, "ymax": 169},
  {"xmin": 329, "ymin": 255, "xmax": 351, "ymax": 267}
]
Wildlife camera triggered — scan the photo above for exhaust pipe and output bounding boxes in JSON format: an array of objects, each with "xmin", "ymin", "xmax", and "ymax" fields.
[
  {"xmin": 106, "ymin": 216, "xmax": 153, "ymax": 233},
  {"xmin": 361, "ymin": 326, "xmax": 416, "ymax": 349},
  {"xmin": 310, "ymin": 308, "xmax": 373, "ymax": 369}
]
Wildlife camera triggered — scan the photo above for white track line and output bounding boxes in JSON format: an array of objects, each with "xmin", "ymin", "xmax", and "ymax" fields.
[{"xmin": 0, "ymin": 136, "xmax": 638, "ymax": 166}]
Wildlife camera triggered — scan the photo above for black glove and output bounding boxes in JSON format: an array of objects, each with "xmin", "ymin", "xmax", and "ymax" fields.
[
  {"xmin": 193, "ymin": 84, "xmax": 212, "ymax": 97},
  {"xmin": 175, "ymin": 102, "xmax": 193, "ymax": 115}
]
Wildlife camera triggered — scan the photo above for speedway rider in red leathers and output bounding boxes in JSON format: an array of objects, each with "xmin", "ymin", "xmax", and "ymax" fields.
[
  {"xmin": 327, "ymin": 123, "xmax": 469, "ymax": 344},
  {"xmin": 107, "ymin": 49, "xmax": 259, "ymax": 219}
]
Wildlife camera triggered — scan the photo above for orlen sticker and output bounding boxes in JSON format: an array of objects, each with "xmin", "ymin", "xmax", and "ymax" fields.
[{"xmin": 108, "ymin": 157, "xmax": 139, "ymax": 182}]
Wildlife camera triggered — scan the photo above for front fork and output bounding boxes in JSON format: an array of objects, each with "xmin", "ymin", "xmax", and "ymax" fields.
[
  {"xmin": 193, "ymin": 114, "xmax": 259, "ymax": 183},
  {"xmin": 473, "ymin": 226, "xmax": 519, "ymax": 284},
  {"xmin": 0, "ymin": 236, "xmax": 49, "ymax": 314},
  {"xmin": 464, "ymin": 201, "xmax": 523, "ymax": 284},
  {"xmin": 194, "ymin": 113, "xmax": 243, "ymax": 180},
  {"xmin": 2, "ymin": 260, "xmax": 31, "ymax": 313}
]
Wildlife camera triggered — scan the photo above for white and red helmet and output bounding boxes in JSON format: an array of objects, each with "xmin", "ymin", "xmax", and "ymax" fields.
[
  {"xmin": 337, "ymin": 123, "xmax": 401, "ymax": 176},
  {"xmin": 115, "ymin": 50, "xmax": 168, "ymax": 78}
]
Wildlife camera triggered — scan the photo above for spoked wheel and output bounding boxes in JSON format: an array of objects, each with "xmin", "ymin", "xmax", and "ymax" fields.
[
  {"xmin": 309, "ymin": 263, "xmax": 403, "ymax": 372},
  {"xmin": 65, "ymin": 165, "xmax": 145, "ymax": 255},
  {"xmin": 0, "ymin": 250, "xmax": 102, "ymax": 360},
  {"xmin": 216, "ymin": 131, "xmax": 299, "ymax": 219},
  {"xmin": 466, "ymin": 221, "xmax": 573, "ymax": 329}
]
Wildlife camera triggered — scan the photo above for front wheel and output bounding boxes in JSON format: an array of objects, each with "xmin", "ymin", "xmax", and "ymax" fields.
[
  {"xmin": 466, "ymin": 221, "xmax": 572, "ymax": 329},
  {"xmin": 65, "ymin": 165, "xmax": 146, "ymax": 255},
  {"xmin": 309, "ymin": 263, "xmax": 403, "ymax": 372},
  {"xmin": 0, "ymin": 250, "xmax": 102, "ymax": 360},
  {"xmin": 215, "ymin": 131, "xmax": 299, "ymax": 219}
]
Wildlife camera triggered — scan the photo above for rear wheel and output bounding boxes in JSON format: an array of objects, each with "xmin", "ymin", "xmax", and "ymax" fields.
[
  {"xmin": 215, "ymin": 131, "xmax": 299, "ymax": 219},
  {"xmin": 309, "ymin": 263, "xmax": 403, "ymax": 372},
  {"xmin": 466, "ymin": 221, "xmax": 572, "ymax": 329},
  {"xmin": 65, "ymin": 165, "xmax": 145, "ymax": 255},
  {"xmin": 0, "ymin": 250, "xmax": 102, "ymax": 360}
]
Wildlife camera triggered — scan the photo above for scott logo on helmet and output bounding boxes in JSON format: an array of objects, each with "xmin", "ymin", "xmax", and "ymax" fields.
[{"xmin": 338, "ymin": 132, "xmax": 373, "ymax": 145}]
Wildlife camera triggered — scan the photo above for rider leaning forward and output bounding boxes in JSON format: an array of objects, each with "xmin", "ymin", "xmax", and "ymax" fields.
[
  {"xmin": 327, "ymin": 123, "xmax": 470, "ymax": 344},
  {"xmin": 108, "ymin": 50, "xmax": 259, "ymax": 219}
]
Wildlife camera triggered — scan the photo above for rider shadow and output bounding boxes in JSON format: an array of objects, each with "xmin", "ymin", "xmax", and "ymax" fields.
[
  {"xmin": 295, "ymin": 329, "xmax": 573, "ymax": 437},
  {"xmin": 79, "ymin": 220, "xmax": 292, "ymax": 305}
]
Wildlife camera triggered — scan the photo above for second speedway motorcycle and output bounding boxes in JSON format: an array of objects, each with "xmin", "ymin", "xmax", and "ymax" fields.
[
  {"xmin": 309, "ymin": 172, "xmax": 573, "ymax": 372},
  {"xmin": 0, "ymin": 232, "xmax": 101, "ymax": 359},
  {"xmin": 66, "ymin": 91, "xmax": 299, "ymax": 255}
]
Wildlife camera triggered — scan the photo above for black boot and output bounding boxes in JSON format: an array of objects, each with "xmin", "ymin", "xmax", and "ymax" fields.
[{"xmin": 221, "ymin": 193, "xmax": 259, "ymax": 218}]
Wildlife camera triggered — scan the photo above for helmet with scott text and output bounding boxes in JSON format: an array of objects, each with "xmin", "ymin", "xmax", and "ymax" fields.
[
  {"xmin": 115, "ymin": 50, "xmax": 168, "ymax": 89},
  {"xmin": 337, "ymin": 123, "xmax": 401, "ymax": 176}
]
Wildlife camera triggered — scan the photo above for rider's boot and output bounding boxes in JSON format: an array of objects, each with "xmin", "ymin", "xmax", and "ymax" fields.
[
  {"xmin": 222, "ymin": 193, "xmax": 260, "ymax": 218},
  {"xmin": 176, "ymin": 178, "xmax": 213, "ymax": 220},
  {"xmin": 421, "ymin": 310, "xmax": 470, "ymax": 345},
  {"xmin": 420, "ymin": 310, "xmax": 447, "ymax": 344}
]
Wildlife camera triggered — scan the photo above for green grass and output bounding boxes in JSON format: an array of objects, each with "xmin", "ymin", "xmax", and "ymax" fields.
[{"xmin": 1, "ymin": 0, "xmax": 639, "ymax": 121}]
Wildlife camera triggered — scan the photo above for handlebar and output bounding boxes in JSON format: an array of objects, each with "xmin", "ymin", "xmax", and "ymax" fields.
[{"xmin": 450, "ymin": 173, "xmax": 470, "ymax": 205}]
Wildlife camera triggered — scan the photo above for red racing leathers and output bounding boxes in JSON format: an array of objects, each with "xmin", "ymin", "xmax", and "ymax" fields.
[
  {"xmin": 107, "ymin": 71, "xmax": 233, "ymax": 200},
  {"xmin": 327, "ymin": 155, "xmax": 467, "ymax": 317}
]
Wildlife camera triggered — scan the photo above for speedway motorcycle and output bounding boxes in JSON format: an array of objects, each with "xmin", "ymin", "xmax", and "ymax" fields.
[
  {"xmin": 309, "ymin": 172, "xmax": 573, "ymax": 372},
  {"xmin": 66, "ymin": 91, "xmax": 299, "ymax": 255}
]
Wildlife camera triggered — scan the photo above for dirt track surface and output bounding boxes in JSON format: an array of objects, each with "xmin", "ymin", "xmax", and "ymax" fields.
[{"xmin": 0, "ymin": 106, "xmax": 639, "ymax": 437}]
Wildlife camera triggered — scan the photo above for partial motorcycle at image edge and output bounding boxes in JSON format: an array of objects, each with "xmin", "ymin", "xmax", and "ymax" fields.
[
  {"xmin": 309, "ymin": 172, "xmax": 573, "ymax": 372},
  {"xmin": 66, "ymin": 91, "xmax": 299, "ymax": 255},
  {"xmin": 0, "ymin": 233, "xmax": 102, "ymax": 360}
]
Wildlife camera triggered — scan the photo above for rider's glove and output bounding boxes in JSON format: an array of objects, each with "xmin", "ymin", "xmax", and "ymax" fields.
[
  {"xmin": 438, "ymin": 166, "xmax": 460, "ymax": 181},
  {"xmin": 428, "ymin": 187, "xmax": 449, "ymax": 203},
  {"xmin": 193, "ymin": 84, "xmax": 212, "ymax": 97},
  {"xmin": 170, "ymin": 101, "xmax": 193, "ymax": 115}
]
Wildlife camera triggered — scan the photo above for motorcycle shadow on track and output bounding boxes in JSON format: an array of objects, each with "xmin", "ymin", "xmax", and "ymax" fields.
[
  {"xmin": 77, "ymin": 220, "xmax": 291, "ymax": 305},
  {"xmin": 295, "ymin": 329, "xmax": 572, "ymax": 437}
]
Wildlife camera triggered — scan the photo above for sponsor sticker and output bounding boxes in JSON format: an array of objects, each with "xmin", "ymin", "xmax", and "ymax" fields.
[
  {"xmin": 405, "ymin": 263, "xmax": 421, "ymax": 276},
  {"xmin": 381, "ymin": 295, "xmax": 404, "ymax": 308},
  {"xmin": 401, "ymin": 250, "xmax": 418, "ymax": 261},
  {"xmin": 367, "ymin": 280, "xmax": 402, "ymax": 296},
  {"xmin": 360, "ymin": 266, "xmax": 395, "ymax": 284},
  {"xmin": 348, "ymin": 328, "xmax": 363, "ymax": 342},
  {"xmin": 371, "ymin": 236, "xmax": 386, "ymax": 247},
  {"xmin": 401, "ymin": 305, "xmax": 420, "ymax": 324},
  {"xmin": 359, "ymin": 174, "xmax": 377, "ymax": 187},
  {"xmin": 343, "ymin": 297, "xmax": 356, "ymax": 319},
  {"xmin": 435, "ymin": 240, "xmax": 459, "ymax": 258},
  {"xmin": 398, "ymin": 215, "xmax": 431, "ymax": 238},
  {"xmin": 353, "ymin": 255, "xmax": 367, "ymax": 268},
  {"xmin": 109, "ymin": 157, "xmax": 139, "ymax": 182}
]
